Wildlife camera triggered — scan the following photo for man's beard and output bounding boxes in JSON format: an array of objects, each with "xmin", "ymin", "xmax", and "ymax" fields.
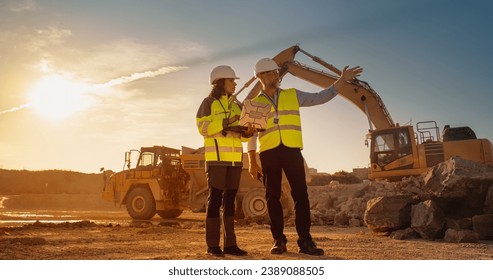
[{"xmin": 269, "ymin": 78, "xmax": 281, "ymax": 89}]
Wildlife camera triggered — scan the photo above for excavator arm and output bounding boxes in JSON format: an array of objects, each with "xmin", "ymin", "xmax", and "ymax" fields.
[
  {"xmin": 236, "ymin": 45, "xmax": 493, "ymax": 181},
  {"xmin": 239, "ymin": 45, "xmax": 395, "ymax": 131}
]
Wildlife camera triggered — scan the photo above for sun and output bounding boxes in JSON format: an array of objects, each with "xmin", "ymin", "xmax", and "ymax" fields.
[{"xmin": 27, "ymin": 75, "xmax": 94, "ymax": 120}]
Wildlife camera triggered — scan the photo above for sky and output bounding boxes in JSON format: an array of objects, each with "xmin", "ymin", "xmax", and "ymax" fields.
[{"xmin": 1, "ymin": 0, "xmax": 493, "ymax": 174}]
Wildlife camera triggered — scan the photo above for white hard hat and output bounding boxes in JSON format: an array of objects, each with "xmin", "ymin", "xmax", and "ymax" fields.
[
  {"xmin": 209, "ymin": 65, "xmax": 239, "ymax": 85},
  {"xmin": 254, "ymin": 58, "xmax": 280, "ymax": 76}
]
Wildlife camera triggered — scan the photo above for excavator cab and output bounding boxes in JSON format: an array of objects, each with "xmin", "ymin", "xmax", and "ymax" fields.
[
  {"xmin": 370, "ymin": 126, "xmax": 417, "ymax": 175},
  {"xmin": 369, "ymin": 121, "xmax": 493, "ymax": 180}
]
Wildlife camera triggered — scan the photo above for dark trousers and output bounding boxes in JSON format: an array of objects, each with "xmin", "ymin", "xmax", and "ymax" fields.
[
  {"xmin": 206, "ymin": 187, "xmax": 238, "ymax": 218},
  {"xmin": 205, "ymin": 166, "xmax": 241, "ymax": 248},
  {"xmin": 205, "ymin": 165, "xmax": 242, "ymax": 218},
  {"xmin": 259, "ymin": 144, "xmax": 312, "ymax": 242}
]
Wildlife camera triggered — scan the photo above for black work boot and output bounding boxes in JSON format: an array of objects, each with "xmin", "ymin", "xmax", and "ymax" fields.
[
  {"xmin": 298, "ymin": 239, "xmax": 324, "ymax": 256},
  {"xmin": 207, "ymin": 246, "xmax": 224, "ymax": 256},
  {"xmin": 224, "ymin": 245, "xmax": 248, "ymax": 256},
  {"xmin": 270, "ymin": 239, "xmax": 287, "ymax": 254}
]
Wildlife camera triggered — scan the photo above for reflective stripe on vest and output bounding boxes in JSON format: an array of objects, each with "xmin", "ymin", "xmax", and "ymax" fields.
[
  {"xmin": 253, "ymin": 88, "xmax": 303, "ymax": 152},
  {"xmin": 200, "ymin": 96, "xmax": 244, "ymax": 164},
  {"xmin": 204, "ymin": 136, "xmax": 243, "ymax": 163}
]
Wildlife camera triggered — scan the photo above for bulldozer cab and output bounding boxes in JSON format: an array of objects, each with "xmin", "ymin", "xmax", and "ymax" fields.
[
  {"xmin": 136, "ymin": 147, "xmax": 188, "ymax": 194},
  {"xmin": 127, "ymin": 146, "xmax": 186, "ymax": 183},
  {"xmin": 135, "ymin": 146, "xmax": 181, "ymax": 169}
]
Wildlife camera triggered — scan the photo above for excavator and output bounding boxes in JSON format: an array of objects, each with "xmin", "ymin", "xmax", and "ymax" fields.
[
  {"xmin": 237, "ymin": 45, "xmax": 493, "ymax": 180},
  {"xmin": 101, "ymin": 45, "xmax": 493, "ymax": 221}
]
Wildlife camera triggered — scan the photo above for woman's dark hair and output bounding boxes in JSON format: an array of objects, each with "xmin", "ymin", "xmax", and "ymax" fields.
[{"xmin": 209, "ymin": 79, "xmax": 231, "ymax": 99}]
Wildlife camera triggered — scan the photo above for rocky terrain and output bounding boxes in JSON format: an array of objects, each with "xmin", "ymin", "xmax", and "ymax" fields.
[
  {"xmin": 1, "ymin": 157, "xmax": 492, "ymax": 260},
  {"xmin": 308, "ymin": 157, "xmax": 493, "ymax": 244}
]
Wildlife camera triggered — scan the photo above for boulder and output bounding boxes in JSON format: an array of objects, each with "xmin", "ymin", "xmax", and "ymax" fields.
[
  {"xmin": 348, "ymin": 218, "xmax": 362, "ymax": 227},
  {"xmin": 443, "ymin": 229, "xmax": 479, "ymax": 243},
  {"xmin": 356, "ymin": 158, "xmax": 493, "ymax": 242},
  {"xmin": 445, "ymin": 218, "xmax": 473, "ymax": 230},
  {"xmin": 424, "ymin": 156, "xmax": 493, "ymax": 199},
  {"xmin": 338, "ymin": 197, "xmax": 366, "ymax": 219},
  {"xmin": 308, "ymin": 181, "xmax": 378, "ymax": 226},
  {"xmin": 389, "ymin": 228, "xmax": 419, "ymax": 240},
  {"xmin": 411, "ymin": 200, "xmax": 446, "ymax": 240},
  {"xmin": 364, "ymin": 195, "xmax": 415, "ymax": 232},
  {"xmin": 423, "ymin": 157, "xmax": 493, "ymax": 219},
  {"xmin": 395, "ymin": 176, "xmax": 426, "ymax": 195},
  {"xmin": 334, "ymin": 212, "xmax": 349, "ymax": 226},
  {"xmin": 472, "ymin": 214, "xmax": 493, "ymax": 240}
]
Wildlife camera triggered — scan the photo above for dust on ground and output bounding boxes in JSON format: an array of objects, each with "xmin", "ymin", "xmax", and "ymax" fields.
[{"xmin": 1, "ymin": 210, "xmax": 492, "ymax": 260}]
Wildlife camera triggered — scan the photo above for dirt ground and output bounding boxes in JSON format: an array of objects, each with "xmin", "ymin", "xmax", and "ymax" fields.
[{"xmin": 1, "ymin": 209, "xmax": 492, "ymax": 260}]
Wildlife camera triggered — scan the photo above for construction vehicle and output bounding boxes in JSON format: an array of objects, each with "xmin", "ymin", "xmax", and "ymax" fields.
[
  {"xmin": 102, "ymin": 145, "xmax": 297, "ymax": 220},
  {"xmin": 235, "ymin": 45, "xmax": 493, "ymax": 180},
  {"xmin": 101, "ymin": 45, "xmax": 493, "ymax": 220},
  {"xmin": 101, "ymin": 146, "xmax": 190, "ymax": 220},
  {"xmin": 181, "ymin": 146, "xmax": 296, "ymax": 221}
]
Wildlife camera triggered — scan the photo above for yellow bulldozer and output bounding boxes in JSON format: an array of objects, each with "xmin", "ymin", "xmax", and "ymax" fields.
[
  {"xmin": 101, "ymin": 145, "xmax": 297, "ymax": 220},
  {"xmin": 101, "ymin": 146, "xmax": 189, "ymax": 220}
]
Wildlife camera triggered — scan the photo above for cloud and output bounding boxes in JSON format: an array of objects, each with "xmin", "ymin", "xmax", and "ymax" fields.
[
  {"xmin": 67, "ymin": 39, "xmax": 195, "ymax": 82},
  {"xmin": 0, "ymin": 26, "xmax": 72, "ymax": 61},
  {"xmin": 8, "ymin": 0, "xmax": 37, "ymax": 12},
  {"xmin": 0, "ymin": 65, "xmax": 188, "ymax": 116},
  {"xmin": 0, "ymin": 104, "xmax": 31, "ymax": 115},
  {"xmin": 23, "ymin": 26, "xmax": 73, "ymax": 53},
  {"xmin": 0, "ymin": 22, "xmax": 206, "ymax": 82},
  {"xmin": 98, "ymin": 66, "xmax": 187, "ymax": 88},
  {"xmin": 0, "ymin": 23, "xmax": 204, "ymax": 120}
]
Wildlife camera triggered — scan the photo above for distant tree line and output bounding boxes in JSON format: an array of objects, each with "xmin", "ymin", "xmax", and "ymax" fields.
[
  {"xmin": 0, "ymin": 168, "xmax": 363, "ymax": 195},
  {"xmin": 0, "ymin": 169, "xmax": 103, "ymax": 195},
  {"xmin": 308, "ymin": 171, "xmax": 362, "ymax": 186}
]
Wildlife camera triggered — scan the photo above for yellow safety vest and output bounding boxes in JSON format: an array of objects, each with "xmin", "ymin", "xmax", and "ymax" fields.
[
  {"xmin": 196, "ymin": 95, "xmax": 243, "ymax": 166},
  {"xmin": 252, "ymin": 88, "xmax": 303, "ymax": 152}
]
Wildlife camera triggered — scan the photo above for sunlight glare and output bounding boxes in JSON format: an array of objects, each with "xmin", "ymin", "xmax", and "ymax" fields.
[{"xmin": 28, "ymin": 75, "xmax": 94, "ymax": 120}]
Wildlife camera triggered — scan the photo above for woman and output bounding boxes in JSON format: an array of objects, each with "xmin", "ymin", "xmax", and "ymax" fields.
[{"xmin": 196, "ymin": 65, "xmax": 253, "ymax": 256}]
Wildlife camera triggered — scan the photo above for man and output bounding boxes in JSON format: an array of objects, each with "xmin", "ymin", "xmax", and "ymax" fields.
[{"xmin": 247, "ymin": 58, "xmax": 362, "ymax": 255}]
